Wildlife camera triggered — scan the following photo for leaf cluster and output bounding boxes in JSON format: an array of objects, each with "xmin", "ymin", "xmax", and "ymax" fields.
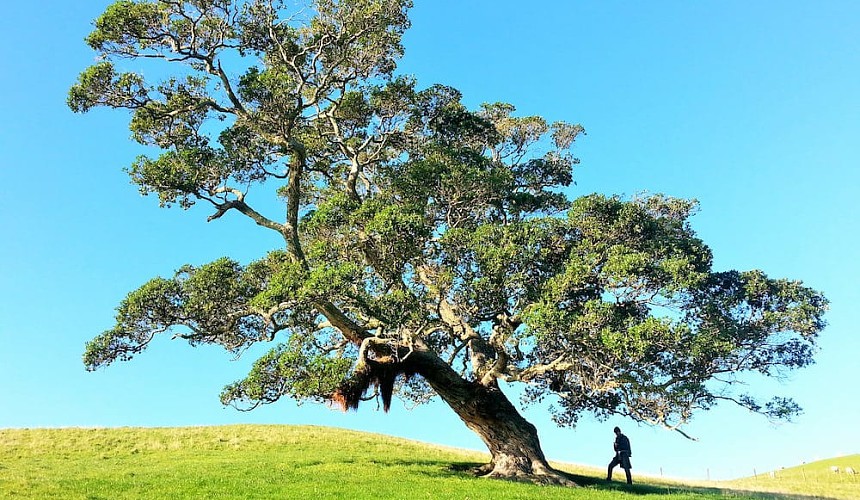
[{"xmin": 517, "ymin": 195, "xmax": 827, "ymax": 428}]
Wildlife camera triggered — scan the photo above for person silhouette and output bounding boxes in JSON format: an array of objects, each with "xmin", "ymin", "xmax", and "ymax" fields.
[{"xmin": 606, "ymin": 426, "xmax": 632, "ymax": 484}]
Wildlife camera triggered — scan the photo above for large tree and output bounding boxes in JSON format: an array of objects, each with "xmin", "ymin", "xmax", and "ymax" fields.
[{"xmin": 70, "ymin": 0, "xmax": 827, "ymax": 485}]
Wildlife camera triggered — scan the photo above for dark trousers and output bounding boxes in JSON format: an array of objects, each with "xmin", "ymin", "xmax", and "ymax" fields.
[{"xmin": 607, "ymin": 453, "xmax": 632, "ymax": 484}]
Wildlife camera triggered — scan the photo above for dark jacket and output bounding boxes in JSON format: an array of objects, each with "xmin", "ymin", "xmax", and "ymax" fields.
[{"xmin": 614, "ymin": 433, "xmax": 632, "ymax": 457}]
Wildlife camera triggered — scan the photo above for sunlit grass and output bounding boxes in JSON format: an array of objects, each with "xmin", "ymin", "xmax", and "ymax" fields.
[
  {"xmin": 1, "ymin": 425, "xmax": 855, "ymax": 499},
  {"xmin": 716, "ymin": 454, "xmax": 860, "ymax": 500}
]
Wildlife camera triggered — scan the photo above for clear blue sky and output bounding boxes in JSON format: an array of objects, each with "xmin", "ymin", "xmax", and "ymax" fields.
[{"xmin": 1, "ymin": 0, "xmax": 858, "ymax": 481}]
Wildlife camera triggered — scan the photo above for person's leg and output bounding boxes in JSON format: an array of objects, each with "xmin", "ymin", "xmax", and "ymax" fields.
[
  {"xmin": 624, "ymin": 467, "xmax": 632, "ymax": 484},
  {"xmin": 607, "ymin": 457, "xmax": 619, "ymax": 480}
]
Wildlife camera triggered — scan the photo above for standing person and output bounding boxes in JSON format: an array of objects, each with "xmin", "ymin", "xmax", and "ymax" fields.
[{"xmin": 607, "ymin": 426, "xmax": 633, "ymax": 484}]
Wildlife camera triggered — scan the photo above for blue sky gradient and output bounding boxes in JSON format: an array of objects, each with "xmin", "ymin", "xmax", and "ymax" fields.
[{"xmin": 1, "ymin": 1, "xmax": 858, "ymax": 480}]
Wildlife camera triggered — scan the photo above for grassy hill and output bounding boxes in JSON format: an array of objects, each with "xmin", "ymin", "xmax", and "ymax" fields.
[
  {"xmin": 0, "ymin": 424, "xmax": 856, "ymax": 499},
  {"xmin": 721, "ymin": 455, "xmax": 860, "ymax": 500}
]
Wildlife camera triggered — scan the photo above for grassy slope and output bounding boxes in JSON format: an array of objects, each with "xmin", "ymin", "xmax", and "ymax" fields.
[
  {"xmin": 720, "ymin": 455, "xmax": 860, "ymax": 500},
  {"xmin": 0, "ymin": 424, "xmax": 854, "ymax": 499}
]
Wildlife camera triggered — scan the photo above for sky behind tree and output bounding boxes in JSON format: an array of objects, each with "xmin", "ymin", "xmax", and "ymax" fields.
[{"xmin": 1, "ymin": 0, "xmax": 858, "ymax": 480}]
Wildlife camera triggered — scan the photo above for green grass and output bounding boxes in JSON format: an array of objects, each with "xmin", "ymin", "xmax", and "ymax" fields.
[
  {"xmin": 719, "ymin": 455, "xmax": 860, "ymax": 500},
  {"xmin": 0, "ymin": 425, "xmax": 855, "ymax": 499}
]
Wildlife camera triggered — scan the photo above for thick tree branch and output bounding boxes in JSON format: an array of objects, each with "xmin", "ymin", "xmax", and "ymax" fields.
[
  {"xmin": 284, "ymin": 139, "xmax": 308, "ymax": 265},
  {"xmin": 204, "ymin": 188, "xmax": 287, "ymax": 238}
]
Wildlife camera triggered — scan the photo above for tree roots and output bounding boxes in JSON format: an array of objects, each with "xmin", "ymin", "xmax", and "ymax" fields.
[{"xmin": 472, "ymin": 463, "xmax": 579, "ymax": 487}]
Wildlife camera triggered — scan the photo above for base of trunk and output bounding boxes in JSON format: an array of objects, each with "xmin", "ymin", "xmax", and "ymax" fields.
[
  {"xmin": 472, "ymin": 460, "xmax": 578, "ymax": 487},
  {"xmin": 412, "ymin": 350, "xmax": 579, "ymax": 487}
]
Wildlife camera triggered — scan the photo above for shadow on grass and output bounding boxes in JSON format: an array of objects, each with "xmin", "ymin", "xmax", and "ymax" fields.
[
  {"xmin": 319, "ymin": 456, "xmax": 837, "ymax": 499},
  {"xmin": 444, "ymin": 461, "xmax": 835, "ymax": 499}
]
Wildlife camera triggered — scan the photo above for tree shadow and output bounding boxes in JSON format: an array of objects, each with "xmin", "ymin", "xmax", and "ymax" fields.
[{"xmin": 443, "ymin": 461, "xmax": 837, "ymax": 499}]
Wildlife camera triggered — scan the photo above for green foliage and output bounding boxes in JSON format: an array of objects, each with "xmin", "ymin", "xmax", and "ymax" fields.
[
  {"xmin": 128, "ymin": 76, "xmax": 213, "ymax": 147},
  {"xmin": 127, "ymin": 148, "xmax": 217, "ymax": 208},
  {"xmin": 221, "ymin": 342, "xmax": 354, "ymax": 408},
  {"xmin": 518, "ymin": 195, "xmax": 826, "ymax": 428},
  {"xmin": 303, "ymin": 191, "xmax": 361, "ymax": 235},
  {"xmin": 358, "ymin": 198, "xmax": 429, "ymax": 266},
  {"xmin": 236, "ymin": 65, "xmax": 302, "ymax": 131},
  {"xmin": 440, "ymin": 218, "xmax": 572, "ymax": 318},
  {"xmin": 85, "ymin": 257, "xmax": 269, "ymax": 370},
  {"xmin": 86, "ymin": 0, "xmax": 234, "ymax": 58},
  {"xmin": 304, "ymin": 261, "xmax": 364, "ymax": 298},
  {"xmin": 85, "ymin": 0, "xmax": 167, "ymax": 52},
  {"xmin": 247, "ymin": 259, "xmax": 307, "ymax": 312},
  {"xmin": 310, "ymin": 0, "xmax": 413, "ymax": 79},
  {"xmin": 73, "ymin": 0, "xmax": 826, "ymax": 446},
  {"xmin": 82, "ymin": 277, "xmax": 184, "ymax": 370},
  {"xmin": 67, "ymin": 62, "xmax": 148, "ymax": 112}
]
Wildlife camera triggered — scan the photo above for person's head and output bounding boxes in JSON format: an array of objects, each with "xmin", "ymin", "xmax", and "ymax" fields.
[{"xmin": 613, "ymin": 426, "xmax": 621, "ymax": 435}]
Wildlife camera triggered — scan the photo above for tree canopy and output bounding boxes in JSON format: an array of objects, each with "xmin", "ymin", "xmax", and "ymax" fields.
[{"xmin": 71, "ymin": 0, "xmax": 827, "ymax": 484}]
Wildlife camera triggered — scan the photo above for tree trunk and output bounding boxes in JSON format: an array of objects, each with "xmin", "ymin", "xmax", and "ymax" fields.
[{"xmin": 411, "ymin": 350, "xmax": 577, "ymax": 486}]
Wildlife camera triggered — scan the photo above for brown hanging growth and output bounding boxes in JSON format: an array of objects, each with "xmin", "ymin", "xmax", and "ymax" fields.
[{"xmin": 331, "ymin": 357, "xmax": 417, "ymax": 412}]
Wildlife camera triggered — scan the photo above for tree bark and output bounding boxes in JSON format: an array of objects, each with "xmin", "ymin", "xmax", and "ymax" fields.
[{"xmin": 410, "ymin": 349, "xmax": 577, "ymax": 486}]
